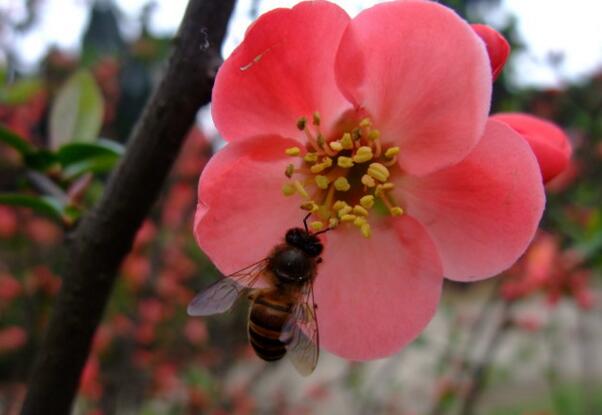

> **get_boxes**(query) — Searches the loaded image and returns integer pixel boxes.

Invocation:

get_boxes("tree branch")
[20,1,236,413]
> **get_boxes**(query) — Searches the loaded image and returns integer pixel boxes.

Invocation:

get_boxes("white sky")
[1,0,602,88]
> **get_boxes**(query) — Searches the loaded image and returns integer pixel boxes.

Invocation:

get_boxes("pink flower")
[194,0,544,360]
[471,24,510,80]
[492,113,572,183]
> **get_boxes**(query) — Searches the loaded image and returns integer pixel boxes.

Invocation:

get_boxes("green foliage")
[49,69,104,150]
[0,193,64,223]
[0,124,34,155]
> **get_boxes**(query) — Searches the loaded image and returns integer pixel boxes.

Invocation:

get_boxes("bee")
[187,215,326,375]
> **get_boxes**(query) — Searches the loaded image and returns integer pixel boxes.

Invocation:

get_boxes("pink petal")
[315,216,443,360]
[471,24,510,80]
[396,119,545,281]
[194,136,306,275]
[211,1,351,142]
[492,113,572,183]
[335,0,491,176]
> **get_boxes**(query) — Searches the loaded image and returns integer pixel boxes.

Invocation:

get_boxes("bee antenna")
[303,212,311,232]
[313,227,331,236]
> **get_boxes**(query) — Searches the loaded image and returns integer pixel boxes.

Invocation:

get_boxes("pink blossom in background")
[0,326,27,353]
[492,113,572,182]
[193,0,545,360]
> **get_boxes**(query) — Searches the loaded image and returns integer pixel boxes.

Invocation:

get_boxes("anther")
[312,112,321,126]
[360,195,375,209]
[317,134,326,148]
[361,174,376,188]
[301,201,319,212]
[285,164,295,178]
[337,205,352,216]
[390,206,404,216]
[315,175,329,189]
[332,200,348,211]
[361,223,371,238]
[351,128,361,141]
[340,214,357,222]
[353,146,373,163]
[385,146,400,158]
[329,141,343,152]
[334,177,351,192]
[328,217,339,228]
[367,163,390,182]
[353,216,367,227]
[340,133,353,149]
[285,147,301,156]
[353,205,369,216]
[304,152,318,163]
[337,156,354,169]
[282,183,295,196]
[296,117,307,131]
[368,129,381,141]
[359,118,372,128]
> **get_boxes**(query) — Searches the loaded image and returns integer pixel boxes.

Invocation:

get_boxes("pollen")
[282,113,406,238]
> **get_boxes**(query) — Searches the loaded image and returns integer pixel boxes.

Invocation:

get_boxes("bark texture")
[20,1,236,413]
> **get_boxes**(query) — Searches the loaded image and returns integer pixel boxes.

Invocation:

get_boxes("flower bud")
[472,24,510,81]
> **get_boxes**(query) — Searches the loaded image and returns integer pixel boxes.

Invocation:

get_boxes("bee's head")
[285,228,323,257]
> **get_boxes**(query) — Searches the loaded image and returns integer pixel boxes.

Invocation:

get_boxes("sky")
[1,0,601,88]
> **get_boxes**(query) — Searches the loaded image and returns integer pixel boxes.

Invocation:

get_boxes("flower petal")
[396,119,545,281]
[335,0,491,175]
[471,24,510,81]
[492,113,572,183]
[212,1,351,142]
[315,216,443,360]
[194,135,306,275]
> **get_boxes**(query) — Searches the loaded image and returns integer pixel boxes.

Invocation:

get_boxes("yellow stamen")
[296,117,307,130]
[329,141,343,152]
[353,216,367,227]
[361,223,371,238]
[334,177,351,192]
[304,152,318,163]
[333,200,348,211]
[390,206,404,216]
[338,205,352,216]
[368,129,381,141]
[282,183,295,196]
[312,112,321,126]
[310,221,324,231]
[353,205,369,216]
[285,164,295,178]
[367,162,390,182]
[293,180,309,198]
[359,118,372,128]
[285,147,301,156]
[314,175,329,189]
[340,214,356,222]
[337,156,354,168]
[361,174,376,188]
[385,146,400,158]
[328,217,339,228]
[340,133,353,150]
[360,195,375,209]
[353,146,373,163]
[301,201,319,212]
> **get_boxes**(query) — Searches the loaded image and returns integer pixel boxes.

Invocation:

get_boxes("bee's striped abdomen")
[248,294,292,362]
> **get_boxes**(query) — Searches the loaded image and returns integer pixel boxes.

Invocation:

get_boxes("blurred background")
[0,0,601,414]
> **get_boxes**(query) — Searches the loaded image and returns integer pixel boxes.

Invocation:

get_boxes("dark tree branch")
[20,1,236,414]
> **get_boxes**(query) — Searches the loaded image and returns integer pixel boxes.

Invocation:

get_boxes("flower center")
[281,111,404,238]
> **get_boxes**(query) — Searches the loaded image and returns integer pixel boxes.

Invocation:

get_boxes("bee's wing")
[281,282,319,376]
[187,259,268,316]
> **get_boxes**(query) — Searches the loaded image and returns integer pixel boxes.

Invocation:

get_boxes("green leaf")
[0,193,64,223]
[23,150,58,171]
[0,124,34,155]
[49,69,104,150]
[62,155,119,180]
[56,139,125,167]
